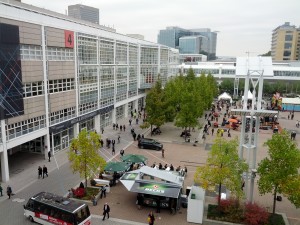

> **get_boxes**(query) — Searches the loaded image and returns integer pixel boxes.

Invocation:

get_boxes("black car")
[138,138,163,150]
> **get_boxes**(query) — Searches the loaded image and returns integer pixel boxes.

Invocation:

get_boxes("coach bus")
[24,192,91,225]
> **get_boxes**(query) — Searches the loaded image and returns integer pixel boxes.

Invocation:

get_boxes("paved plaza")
[0,111,300,225]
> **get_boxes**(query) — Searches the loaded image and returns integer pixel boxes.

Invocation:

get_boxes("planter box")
[70,186,101,206]
[203,208,289,225]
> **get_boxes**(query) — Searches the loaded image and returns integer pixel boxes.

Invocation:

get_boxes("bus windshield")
[74,205,90,224]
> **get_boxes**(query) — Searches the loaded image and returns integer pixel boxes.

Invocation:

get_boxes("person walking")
[129,119,132,125]
[133,132,137,141]
[101,127,104,134]
[38,166,42,179]
[148,211,155,225]
[0,183,3,196]
[100,139,104,148]
[118,135,120,144]
[6,185,12,199]
[137,194,143,210]
[102,203,110,221]
[123,125,126,132]
[43,165,48,178]
[91,194,97,206]
[162,149,165,158]
[211,128,214,136]
[120,125,123,131]
[156,198,161,213]
[100,186,106,199]
[112,145,115,155]
[112,139,115,148]
[120,149,124,157]
[47,150,51,162]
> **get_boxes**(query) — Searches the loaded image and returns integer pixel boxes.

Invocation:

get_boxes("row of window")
[50,107,76,125]
[80,90,98,104]
[6,115,46,140]
[116,43,128,64]
[128,90,137,98]
[274,71,300,77]
[79,101,97,115]
[182,69,300,77]
[20,45,74,61]
[141,47,158,64]
[23,79,75,97]
[78,36,98,64]
[20,41,174,65]
[160,49,169,65]
[100,97,114,108]
[116,92,127,102]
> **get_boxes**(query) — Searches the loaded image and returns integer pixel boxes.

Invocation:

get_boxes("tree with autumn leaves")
[68,129,106,188]
[257,130,300,214]
[194,137,248,206]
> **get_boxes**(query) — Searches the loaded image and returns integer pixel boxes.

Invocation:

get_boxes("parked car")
[138,138,163,150]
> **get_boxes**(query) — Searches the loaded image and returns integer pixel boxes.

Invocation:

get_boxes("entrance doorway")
[61,136,69,149]
[16,136,44,153]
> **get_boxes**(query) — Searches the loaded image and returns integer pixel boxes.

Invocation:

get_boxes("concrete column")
[112,108,117,124]
[41,26,51,159]
[134,100,139,112]
[124,103,129,118]
[44,134,51,159]
[74,123,80,137]
[0,151,9,183]
[1,120,9,182]
[95,115,101,133]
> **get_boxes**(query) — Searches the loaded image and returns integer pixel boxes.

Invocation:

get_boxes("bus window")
[75,206,90,224]
[26,199,34,210]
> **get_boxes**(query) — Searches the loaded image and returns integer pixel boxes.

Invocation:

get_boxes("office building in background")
[68,4,100,24]
[158,26,217,60]
[271,22,300,61]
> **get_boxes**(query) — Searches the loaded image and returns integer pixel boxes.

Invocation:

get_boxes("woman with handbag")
[148,211,155,225]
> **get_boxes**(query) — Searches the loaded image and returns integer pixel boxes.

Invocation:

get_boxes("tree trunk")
[218,182,222,207]
[151,124,153,136]
[85,155,87,189]
[272,186,277,214]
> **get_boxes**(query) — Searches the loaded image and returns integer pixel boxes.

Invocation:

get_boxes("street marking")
[12,198,25,203]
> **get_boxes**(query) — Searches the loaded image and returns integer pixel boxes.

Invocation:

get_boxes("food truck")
[120,166,185,213]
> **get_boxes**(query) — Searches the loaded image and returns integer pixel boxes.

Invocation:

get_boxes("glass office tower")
[158,27,217,60]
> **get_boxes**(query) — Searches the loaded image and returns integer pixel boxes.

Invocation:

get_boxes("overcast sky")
[23,0,300,57]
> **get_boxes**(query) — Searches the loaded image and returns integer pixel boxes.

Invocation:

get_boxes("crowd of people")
[150,163,187,176]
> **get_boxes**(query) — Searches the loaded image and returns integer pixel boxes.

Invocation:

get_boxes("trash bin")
[191,193,196,199]
[181,194,188,208]
[186,186,191,196]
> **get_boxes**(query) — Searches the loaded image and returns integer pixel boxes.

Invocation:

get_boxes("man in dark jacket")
[102,203,110,220]
[42,165,48,178]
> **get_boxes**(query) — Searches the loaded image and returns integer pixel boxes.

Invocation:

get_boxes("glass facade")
[158,27,217,59]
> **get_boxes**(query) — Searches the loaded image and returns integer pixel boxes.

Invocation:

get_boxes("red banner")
[64,30,74,48]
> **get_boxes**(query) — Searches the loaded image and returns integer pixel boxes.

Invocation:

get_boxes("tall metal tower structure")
[231,57,278,202]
